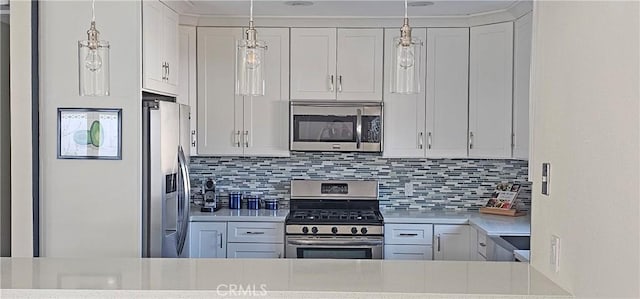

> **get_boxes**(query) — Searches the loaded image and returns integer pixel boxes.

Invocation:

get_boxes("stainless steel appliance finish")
[142,97,192,258]
[290,101,383,152]
[285,180,383,259]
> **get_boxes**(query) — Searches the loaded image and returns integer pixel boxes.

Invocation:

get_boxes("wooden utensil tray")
[479,207,527,217]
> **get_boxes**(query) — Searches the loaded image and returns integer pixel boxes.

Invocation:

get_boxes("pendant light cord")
[250,0,254,23]
[404,0,408,19]
[91,0,96,22]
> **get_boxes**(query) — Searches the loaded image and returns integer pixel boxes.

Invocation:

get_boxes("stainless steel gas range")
[285,180,384,259]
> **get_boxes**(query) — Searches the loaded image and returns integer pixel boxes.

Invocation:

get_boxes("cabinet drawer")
[384,224,433,245]
[227,222,284,243]
[227,243,284,259]
[384,245,433,260]
[477,230,488,258]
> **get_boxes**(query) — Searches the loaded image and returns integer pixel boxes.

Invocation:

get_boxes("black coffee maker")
[201,178,219,212]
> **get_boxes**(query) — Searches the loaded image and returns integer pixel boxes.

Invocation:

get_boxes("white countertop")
[0,258,570,298]
[189,207,289,222]
[382,210,531,236]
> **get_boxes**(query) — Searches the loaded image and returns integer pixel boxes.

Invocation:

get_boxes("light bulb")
[398,45,414,69]
[245,49,261,69]
[84,49,102,72]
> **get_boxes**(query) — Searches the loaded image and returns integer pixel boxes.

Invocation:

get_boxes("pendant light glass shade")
[78,0,110,96]
[390,1,422,94]
[236,0,267,96]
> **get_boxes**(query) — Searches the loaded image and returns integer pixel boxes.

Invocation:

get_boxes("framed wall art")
[57,108,122,160]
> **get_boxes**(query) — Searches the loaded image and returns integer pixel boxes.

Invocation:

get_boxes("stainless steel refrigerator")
[142,97,192,258]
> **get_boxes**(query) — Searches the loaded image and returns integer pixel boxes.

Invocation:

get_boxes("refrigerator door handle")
[176,145,191,256]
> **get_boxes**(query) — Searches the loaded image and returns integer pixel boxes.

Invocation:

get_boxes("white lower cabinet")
[189,222,227,258]
[384,223,433,260]
[433,225,471,261]
[227,243,284,259]
[384,244,432,260]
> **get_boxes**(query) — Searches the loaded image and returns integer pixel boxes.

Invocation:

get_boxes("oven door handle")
[287,239,383,247]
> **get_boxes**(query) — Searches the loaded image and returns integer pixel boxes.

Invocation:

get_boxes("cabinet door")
[384,245,433,260]
[469,22,514,158]
[243,28,290,157]
[336,29,384,101]
[163,5,179,93]
[197,28,244,155]
[189,222,227,258]
[227,221,284,243]
[433,225,471,261]
[383,28,426,158]
[290,28,337,100]
[178,26,197,155]
[426,28,470,158]
[513,13,532,160]
[142,0,164,91]
[227,243,284,259]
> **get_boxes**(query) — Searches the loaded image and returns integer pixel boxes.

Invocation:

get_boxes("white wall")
[530,1,639,297]
[9,0,33,258]
[39,1,142,257]
[0,9,11,257]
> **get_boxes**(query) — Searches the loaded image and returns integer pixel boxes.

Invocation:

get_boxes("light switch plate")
[551,235,560,272]
[542,163,551,195]
[404,182,414,197]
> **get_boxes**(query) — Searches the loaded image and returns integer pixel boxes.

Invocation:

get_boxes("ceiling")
[174,0,519,17]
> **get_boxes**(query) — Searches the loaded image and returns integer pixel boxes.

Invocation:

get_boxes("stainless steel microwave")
[290,102,383,152]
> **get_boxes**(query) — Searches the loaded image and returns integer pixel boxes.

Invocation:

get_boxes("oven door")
[285,236,383,259]
[290,102,382,152]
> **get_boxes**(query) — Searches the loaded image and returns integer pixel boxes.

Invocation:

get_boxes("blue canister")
[263,199,278,210]
[229,192,242,209]
[246,195,260,210]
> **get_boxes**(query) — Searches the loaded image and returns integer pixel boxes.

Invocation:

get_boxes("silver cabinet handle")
[511,133,515,148]
[479,242,487,247]
[244,131,249,147]
[399,233,419,237]
[234,130,241,147]
[167,62,170,80]
[329,75,335,92]
[191,130,196,147]
[427,132,432,149]
[437,234,441,252]
[338,75,343,92]
[418,132,423,149]
[162,62,167,80]
[218,233,223,249]
[356,109,362,149]
[469,132,474,150]
[245,231,265,235]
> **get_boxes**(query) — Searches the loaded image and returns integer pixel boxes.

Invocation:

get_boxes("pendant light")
[78,0,110,96]
[390,0,422,94]
[236,0,267,96]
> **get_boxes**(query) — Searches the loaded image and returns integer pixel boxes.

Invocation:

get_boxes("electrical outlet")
[550,235,560,272]
[404,182,414,197]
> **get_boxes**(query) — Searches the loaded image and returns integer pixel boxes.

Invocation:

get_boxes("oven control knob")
[361,227,368,235]
[302,227,309,234]
[351,227,358,234]
[331,227,338,234]
[311,227,318,234]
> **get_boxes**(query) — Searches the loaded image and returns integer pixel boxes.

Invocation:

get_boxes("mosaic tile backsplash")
[189,152,530,211]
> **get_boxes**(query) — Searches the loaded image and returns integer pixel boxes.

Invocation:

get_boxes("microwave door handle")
[356,109,362,149]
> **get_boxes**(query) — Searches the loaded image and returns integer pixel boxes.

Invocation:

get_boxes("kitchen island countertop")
[0,257,570,298]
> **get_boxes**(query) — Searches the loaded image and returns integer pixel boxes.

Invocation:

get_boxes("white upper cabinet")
[383,28,427,158]
[513,13,533,160]
[197,27,290,157]
[142,0,178,96]
[336,29,384,101]
[426,28,470,158]
[290,28,383,101]
[197,27,244,156]
[469,22,514,158]
[178,25,197,156]
[290,28,337,100]
[242,28,291,157]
